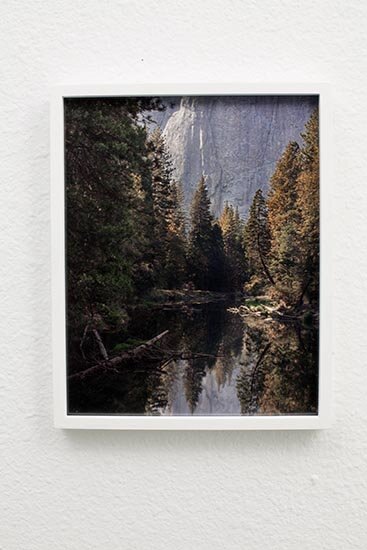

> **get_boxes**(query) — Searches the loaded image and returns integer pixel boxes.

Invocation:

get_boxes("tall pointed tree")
[296,108,319,307]
[267,141,302,302]
[187,176,213,289]
[147,128,174,282]
[219,202,247,291]
[165,181,187,288]
[187,176,221,290]
[243,189,273,294]
[208,222,227,291]
[147,128,186,288]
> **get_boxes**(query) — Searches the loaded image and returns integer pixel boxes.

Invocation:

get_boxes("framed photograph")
[51,83,332,429]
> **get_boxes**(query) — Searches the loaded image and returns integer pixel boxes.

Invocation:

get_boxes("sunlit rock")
[150,95,317,217]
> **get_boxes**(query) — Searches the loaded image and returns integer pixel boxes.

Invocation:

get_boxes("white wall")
[1,1,366,548]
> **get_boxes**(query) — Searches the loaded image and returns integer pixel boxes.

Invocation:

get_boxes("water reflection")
[68,301,318,416]
[236,316,318,415]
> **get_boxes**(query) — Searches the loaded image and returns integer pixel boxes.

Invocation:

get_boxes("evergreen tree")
[296,108,319,307]
[147,128,175,283]
[65,97,160,327]
[267,141,302,303]
[183,359,206,414]
[165,181,187,288]
[264,109,319,309]
[219,202,247,291]
[148,128,186,288]
[243,189,273,294]
[187,177,227,290]
[187,177,215,289]
[208,222,227,291]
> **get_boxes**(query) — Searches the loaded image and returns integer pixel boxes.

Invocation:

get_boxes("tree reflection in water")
[236,317,318,415]
[68,301,318,416]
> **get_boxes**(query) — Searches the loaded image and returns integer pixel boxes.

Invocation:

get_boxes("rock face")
[151,95,318,217]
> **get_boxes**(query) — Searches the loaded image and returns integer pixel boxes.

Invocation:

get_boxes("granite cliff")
[150,95,318,217]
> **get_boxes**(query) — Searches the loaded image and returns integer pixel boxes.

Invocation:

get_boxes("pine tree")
[187,176,213,289]
[148,128,186,288]
[147,128,174,283]
[165,181,187,288]
[296,109,319,307]
[208,222,227,291]
[187,176,219,290]
[219,203,247,290]
[267,141,302,302]
[243,189,273,294]
[267,141,301,243]
[264,109,319,309]
[184,359,206,414]
[65,97,159,326]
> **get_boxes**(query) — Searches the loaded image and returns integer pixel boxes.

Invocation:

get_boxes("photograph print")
[65,93,320,417]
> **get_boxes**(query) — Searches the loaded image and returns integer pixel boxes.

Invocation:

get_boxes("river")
[68,298,318,416]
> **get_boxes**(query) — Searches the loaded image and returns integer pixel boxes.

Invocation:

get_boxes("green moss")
[112,338,145,353]
[243,297,275,308]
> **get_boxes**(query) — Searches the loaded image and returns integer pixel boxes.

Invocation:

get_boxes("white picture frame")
[51,83,332,430]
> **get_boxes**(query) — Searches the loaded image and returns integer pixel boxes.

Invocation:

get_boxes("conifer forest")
[65,96,319,416]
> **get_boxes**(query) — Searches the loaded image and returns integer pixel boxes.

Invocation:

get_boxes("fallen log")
[92,329,109,360]
[68,330,169,381]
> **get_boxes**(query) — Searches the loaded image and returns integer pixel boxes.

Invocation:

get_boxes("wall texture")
[1,1,367,548]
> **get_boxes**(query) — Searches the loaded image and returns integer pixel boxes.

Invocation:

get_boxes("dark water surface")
[68,300,318,416]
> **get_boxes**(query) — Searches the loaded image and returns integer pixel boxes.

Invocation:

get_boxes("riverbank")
[228,296,318,326]
[145,289,237,308]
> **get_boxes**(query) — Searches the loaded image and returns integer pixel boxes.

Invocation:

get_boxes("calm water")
[68,300,318,416]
